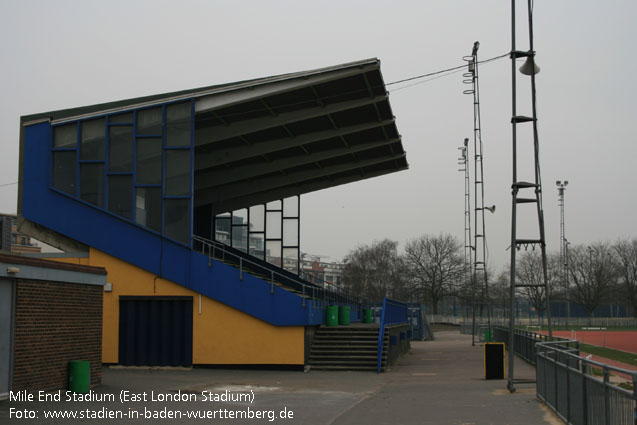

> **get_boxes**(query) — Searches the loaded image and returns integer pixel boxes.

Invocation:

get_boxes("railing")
[493,326,637,425]
[192,235,366,311]
[377,297,408,373]
[536,340,636,425]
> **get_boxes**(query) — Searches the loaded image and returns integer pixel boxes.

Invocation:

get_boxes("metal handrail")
[192,235,367,308]
[376,297,409,373]
[494,326,637,425]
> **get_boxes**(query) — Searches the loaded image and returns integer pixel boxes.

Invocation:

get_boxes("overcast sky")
[1,1,636,273]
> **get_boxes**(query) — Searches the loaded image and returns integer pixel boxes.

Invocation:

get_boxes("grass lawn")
[579,343,637,367]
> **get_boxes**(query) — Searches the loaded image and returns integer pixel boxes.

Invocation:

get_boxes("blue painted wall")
[22,121,323,326]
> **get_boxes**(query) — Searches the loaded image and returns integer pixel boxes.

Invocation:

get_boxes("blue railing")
[377,297,408,373]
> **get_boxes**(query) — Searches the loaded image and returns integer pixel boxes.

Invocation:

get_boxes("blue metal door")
[119,296,193,367]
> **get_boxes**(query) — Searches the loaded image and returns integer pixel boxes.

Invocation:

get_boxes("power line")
[386,53,509,87]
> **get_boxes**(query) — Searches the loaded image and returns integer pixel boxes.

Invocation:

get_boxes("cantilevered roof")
[22,58,408,214]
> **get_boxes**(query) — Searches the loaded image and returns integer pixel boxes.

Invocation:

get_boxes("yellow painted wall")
[50,248,305,365]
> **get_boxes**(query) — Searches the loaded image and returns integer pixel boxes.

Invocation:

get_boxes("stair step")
[310,355,379,361]
[310,365,385,372]
[309,359,381,365]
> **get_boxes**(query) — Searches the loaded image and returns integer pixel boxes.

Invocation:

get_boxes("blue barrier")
[377,297,408,373]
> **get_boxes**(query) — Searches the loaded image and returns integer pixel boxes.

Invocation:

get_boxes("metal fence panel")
[609,390,633,425]
[545,356,557,410]
[556,361,569,420]
[586,378,605,425]
[568,369,584,425]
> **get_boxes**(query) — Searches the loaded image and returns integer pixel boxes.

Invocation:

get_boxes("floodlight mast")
[458,138,474,345]
[507,0,553,393]
[463,41,493,345]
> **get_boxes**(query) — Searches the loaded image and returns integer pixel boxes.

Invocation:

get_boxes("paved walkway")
[0,331,560,425]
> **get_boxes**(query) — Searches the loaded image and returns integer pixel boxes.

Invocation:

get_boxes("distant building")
[0,213,41,254]
[300,257,344,292]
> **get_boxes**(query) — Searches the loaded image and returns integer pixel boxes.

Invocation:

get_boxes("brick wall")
[12,279,103,391]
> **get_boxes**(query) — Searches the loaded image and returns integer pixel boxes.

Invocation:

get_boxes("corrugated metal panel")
[119,297,192,367]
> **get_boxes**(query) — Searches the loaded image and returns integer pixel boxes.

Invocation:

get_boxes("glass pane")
[283,196,299,217]
[232,208,248,224]
[137,107,162,135]
[214,215,231,245]
[283,218,299,247]
[52,151,76,195]
[136,138,162,184]
[53,123,77,148]
[166,102,191,147]
[135,187,161,232]
[164,199,190,244]
[232,225,248,253]
[266,240,281,268]
[266,200,282,210]
[283,247,299,274]
[80,118,105,160]
[249,205,265,232]
[109,126,133,172]
[108,175,132,219]
[266,211,282,239]
[165,150,191,196]
[248,233,265,260]
[80,163,104,207]
[109,112,133,124]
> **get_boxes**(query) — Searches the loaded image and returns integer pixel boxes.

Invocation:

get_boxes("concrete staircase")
[308,325,388,371]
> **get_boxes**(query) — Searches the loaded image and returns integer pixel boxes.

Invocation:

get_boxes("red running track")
[540,330,637,354]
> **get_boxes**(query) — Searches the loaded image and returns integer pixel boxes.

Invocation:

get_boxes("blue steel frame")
[376,297,408,373]
[49,99,195,248]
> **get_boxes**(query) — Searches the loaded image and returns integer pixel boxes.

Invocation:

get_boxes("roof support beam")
[195,137,400,189]
[195,94,388,146]
[206,165,407,214]
[196,153,406,206]
[194,118,395,170]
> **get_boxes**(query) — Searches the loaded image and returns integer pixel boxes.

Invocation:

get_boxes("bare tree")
[403,233,463,314]
[515,251,559,326]
[614,238,637,317]
[567,242,617,318]
[341,239,406,301]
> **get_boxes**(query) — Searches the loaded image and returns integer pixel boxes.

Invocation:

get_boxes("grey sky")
[1,1,636,273]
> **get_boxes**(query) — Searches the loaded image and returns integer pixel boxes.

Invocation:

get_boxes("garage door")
[119,296,193,366]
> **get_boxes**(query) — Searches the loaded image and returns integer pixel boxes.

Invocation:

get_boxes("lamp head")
[519,56,540,75]
[485,205,496,214]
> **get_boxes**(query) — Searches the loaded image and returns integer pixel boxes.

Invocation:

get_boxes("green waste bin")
[363,309,373,323]
[338,306,350,325]
[68,361,90,393]
[326,305,339,326]
[484,330,491,342]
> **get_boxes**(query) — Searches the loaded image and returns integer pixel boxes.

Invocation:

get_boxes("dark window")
[53,123,77,148]
[81,118,105,160]
[135,187,162,232]
[137,107,162,135]
[136,138,162,185]
[52,151,76,195]
[164,199,190,244]
[109,126,133,172]
[165,150,191,196]
[80,163,104,207]
[166,102,191,147]
[108,175,132,219]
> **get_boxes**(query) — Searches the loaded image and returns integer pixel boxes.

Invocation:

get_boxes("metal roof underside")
[23,58,408,215]
[193,59,408,214]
